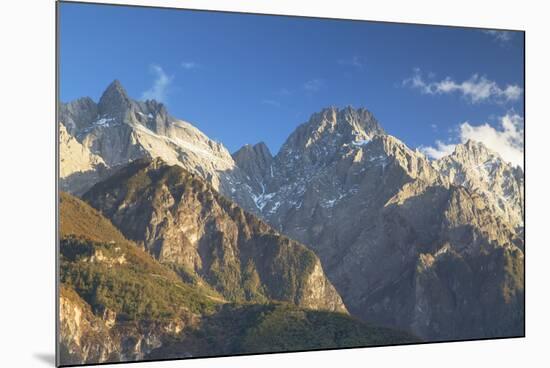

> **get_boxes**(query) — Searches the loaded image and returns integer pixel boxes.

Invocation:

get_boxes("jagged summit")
[97,80,169,131]
[98,79,133,120]
[232,142,274,194]
[63,80,174,134]
[453,139,494,158]
[59,80,261,212]
[433,138,524,228]
[232,142,273,165]
[308,106,385,136]
[312,105,384,134]
[439,139,513,174]
[442,139,523,172]
[59,96,99,135]
[100,79,130,101]
[277,106,385,161]
[233,141,271,157]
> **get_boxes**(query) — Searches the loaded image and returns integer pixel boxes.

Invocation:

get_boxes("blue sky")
[59,2,524,165]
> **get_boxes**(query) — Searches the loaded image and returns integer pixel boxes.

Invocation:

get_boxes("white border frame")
[2,1,548,367]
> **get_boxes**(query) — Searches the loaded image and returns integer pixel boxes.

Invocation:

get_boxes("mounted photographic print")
[56,1,525,366]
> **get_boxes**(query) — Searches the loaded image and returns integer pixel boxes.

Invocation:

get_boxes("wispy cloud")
[482,30,513,43]
[181,61,200,70]
[403,68,523,103]
[303,78,324,93]
[277,88,292,96]
[419,113,524,167]
[141,64,173,103]
[337,56,364,69]
[261,99,281,107]
[459,113,524,167]
[420,140,456,160]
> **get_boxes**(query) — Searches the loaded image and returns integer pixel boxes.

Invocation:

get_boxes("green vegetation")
[60,192,221,321]
[241,304,418,352]
[208,258,246,302]
[242,260,268,303]
[165,262,225,300]
[60,192,129,244]
[148,303,419,359]
[61,245,218,320]
[502,246,524,303]
[124,168,153,203]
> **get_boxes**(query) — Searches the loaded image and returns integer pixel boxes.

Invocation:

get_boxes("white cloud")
[420,113,524,168]
[277,88,291,96]
[181,61,200,70]
[303,78,324,93]
[261,99,281,107]
[460,113,524,167]
[141,64,173,103]
[338,56,364,69]
[482,30,513,42]
[404,69,523,103]
[419,140,456,160]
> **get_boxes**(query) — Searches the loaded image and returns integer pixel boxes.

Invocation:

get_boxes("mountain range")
[58,81,524,364]
[232,107,524,340]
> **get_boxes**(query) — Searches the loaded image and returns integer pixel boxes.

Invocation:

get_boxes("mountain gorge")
[59,81,524,364]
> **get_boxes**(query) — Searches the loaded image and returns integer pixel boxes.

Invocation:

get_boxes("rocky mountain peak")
[59,97,99,135]
[231,142,274,194]
[276,106,385,165]
[438,140,513,179]
[233,142,272,167]
[98,80,133,120]
[60,80,264,214]
[433,139,524,228]
[141,99,168,116]
[101,79,127,99]
[68,96,97,111]
[340,105,384,133]
[252,141,272,158]
[306,106,385,140]
[452,139,494,161]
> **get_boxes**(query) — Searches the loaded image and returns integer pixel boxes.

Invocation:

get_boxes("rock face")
[58,192,206,365]
[232,106,524,340]
[60,285,184,365]
[59,97,98,135]
[59,286,117,364]
[82,158,346,313]
[59,124,111,194]
[59,285,196,365]
[232,142,273,194]
[59,80,257,210]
